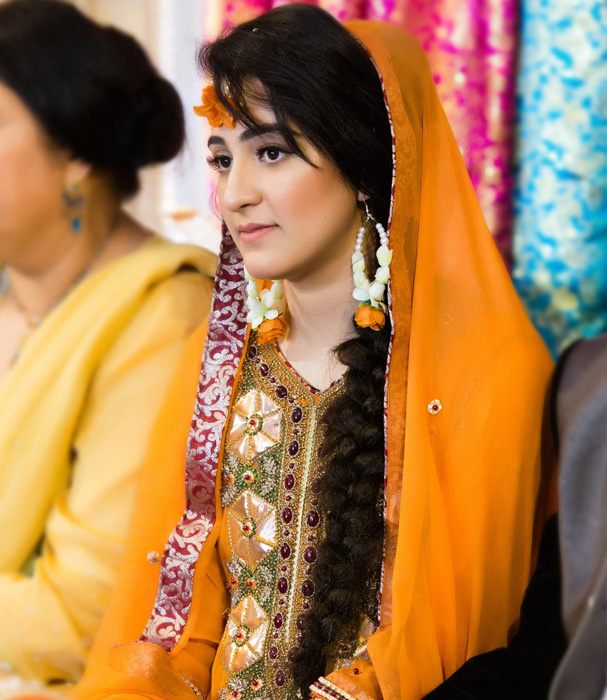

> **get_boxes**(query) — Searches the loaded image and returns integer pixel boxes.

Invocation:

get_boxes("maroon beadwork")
[259,363,269,377]
[307,510,320,528]
[291,406,303,423]
[282,507,293,524]
[304,546,317,563]
[288,440,300,456]
[284,474,295,490]
[269,646,278,659]
[296,614,306,630]
[275,671,285,687]
[278,577,288,594]
[280,543,291,559]
[274,613,283,629]
[276,385,288,399]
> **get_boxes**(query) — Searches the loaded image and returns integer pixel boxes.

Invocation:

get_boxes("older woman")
[0,0,216,686]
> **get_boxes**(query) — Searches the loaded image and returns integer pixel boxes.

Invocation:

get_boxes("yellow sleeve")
[0,271,212,683]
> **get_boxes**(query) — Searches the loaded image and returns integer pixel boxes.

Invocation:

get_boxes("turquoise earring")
[62,182,85,233]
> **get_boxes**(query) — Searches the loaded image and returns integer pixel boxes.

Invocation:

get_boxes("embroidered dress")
[213,338,371,699]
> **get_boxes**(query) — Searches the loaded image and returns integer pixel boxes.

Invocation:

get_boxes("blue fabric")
[513,0,607,356]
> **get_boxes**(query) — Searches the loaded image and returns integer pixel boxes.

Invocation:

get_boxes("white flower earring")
[352,201,393,330]
[244,269,286,344]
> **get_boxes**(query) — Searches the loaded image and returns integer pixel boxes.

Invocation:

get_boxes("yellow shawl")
[0,238,216,575]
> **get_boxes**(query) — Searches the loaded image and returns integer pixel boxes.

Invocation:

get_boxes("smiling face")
[207,102,363,284]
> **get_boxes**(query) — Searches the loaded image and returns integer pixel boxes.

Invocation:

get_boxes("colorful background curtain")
[512,0,607,354]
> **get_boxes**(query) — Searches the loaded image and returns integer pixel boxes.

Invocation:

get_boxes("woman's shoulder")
[100,212,218,281]
[86,232,215,380]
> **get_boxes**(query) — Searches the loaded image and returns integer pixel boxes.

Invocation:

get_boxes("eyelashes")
[206,154,231,171]
[207,144,293,172]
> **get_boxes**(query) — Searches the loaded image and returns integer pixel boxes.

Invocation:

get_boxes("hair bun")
[101,27,185,168]
[127,74,185,166]
[0,1,185,198]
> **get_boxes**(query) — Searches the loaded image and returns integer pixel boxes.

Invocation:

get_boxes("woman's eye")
[259,146,288,163]
[207,154,232,171]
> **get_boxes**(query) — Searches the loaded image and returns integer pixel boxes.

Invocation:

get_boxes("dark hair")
[201,5,392,694]
[0,0,185,198]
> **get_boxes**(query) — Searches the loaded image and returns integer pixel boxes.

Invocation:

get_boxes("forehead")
[209,100,278,141]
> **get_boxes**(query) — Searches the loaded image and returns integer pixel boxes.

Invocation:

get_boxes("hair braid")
[293,319,390,694]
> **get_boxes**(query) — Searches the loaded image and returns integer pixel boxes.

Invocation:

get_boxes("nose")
[221,157,261,213]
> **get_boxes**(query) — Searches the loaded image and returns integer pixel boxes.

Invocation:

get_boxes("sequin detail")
[427,399,443,415]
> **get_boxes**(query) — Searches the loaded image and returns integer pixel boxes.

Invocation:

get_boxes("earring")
[352,201,392,331]
[62,182,85,233]
[244,269,286,344]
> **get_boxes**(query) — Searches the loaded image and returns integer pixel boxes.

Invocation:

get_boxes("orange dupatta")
[69,19,555,700]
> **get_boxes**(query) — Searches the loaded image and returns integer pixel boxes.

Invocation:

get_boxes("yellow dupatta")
[0,238,217,575]
[69,19,555,700]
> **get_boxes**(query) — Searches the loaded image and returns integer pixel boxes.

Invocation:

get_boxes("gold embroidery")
[222,596,269,674]
[219,338,356,700]
[228,389,283,462]
[228,492,277,570]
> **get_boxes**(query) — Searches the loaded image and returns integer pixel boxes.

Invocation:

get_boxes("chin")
[239,249,287,282]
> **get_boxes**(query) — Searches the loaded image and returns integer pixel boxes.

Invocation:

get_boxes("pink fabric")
[207,0,517,266]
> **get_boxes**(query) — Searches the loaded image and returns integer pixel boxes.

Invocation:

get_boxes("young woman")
[70,5,555,699]
[0,0,216,685]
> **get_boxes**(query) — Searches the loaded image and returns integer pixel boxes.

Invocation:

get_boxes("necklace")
[0,232,113,363]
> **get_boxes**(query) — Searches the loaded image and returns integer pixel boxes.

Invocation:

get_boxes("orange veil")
[69,19,555,700]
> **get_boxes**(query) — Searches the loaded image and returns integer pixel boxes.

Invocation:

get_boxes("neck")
[6,187,120,321]
[285,269,357,350]
[279,251,358,389]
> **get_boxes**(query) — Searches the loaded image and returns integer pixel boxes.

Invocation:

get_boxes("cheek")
[272,166,356,251]
[0,130,65,232]
[271,166,327,225]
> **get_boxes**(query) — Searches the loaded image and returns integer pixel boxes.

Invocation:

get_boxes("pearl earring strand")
[352,202,392,330]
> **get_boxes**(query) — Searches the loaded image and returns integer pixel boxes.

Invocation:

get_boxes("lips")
[237,223,277,242]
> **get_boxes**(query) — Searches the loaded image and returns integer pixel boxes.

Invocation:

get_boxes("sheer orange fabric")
[69,19,554,700]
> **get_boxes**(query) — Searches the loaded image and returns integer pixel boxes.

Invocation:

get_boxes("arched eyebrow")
[207,124,294,149]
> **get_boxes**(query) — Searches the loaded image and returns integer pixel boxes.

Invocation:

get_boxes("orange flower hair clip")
[193,85,236,128]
